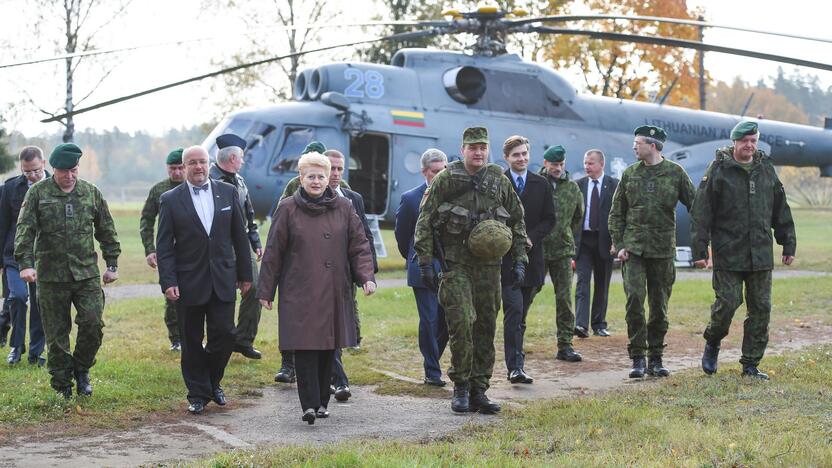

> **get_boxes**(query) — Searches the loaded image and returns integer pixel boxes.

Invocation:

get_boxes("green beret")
[462,126,489,145]
[543,145,566,162]
[302,141,326,154]
[166,148,183,165]
[731,121,759,140]
[49,143,82,169]
[634,125,667,143]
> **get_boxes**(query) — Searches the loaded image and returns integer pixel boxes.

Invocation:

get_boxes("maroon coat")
[257,189,375,350]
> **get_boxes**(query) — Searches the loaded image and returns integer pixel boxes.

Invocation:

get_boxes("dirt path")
[1,319,829,467]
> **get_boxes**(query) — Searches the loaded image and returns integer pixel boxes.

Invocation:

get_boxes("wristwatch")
[107,266,118,273]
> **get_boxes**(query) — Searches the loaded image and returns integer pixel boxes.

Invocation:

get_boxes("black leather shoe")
[556,346,583,362]
[234,344,262,360]
[702,342,720,375]
[274,367,296,383]
[7,347,22,365]
[75,370,93,396]
[647,356,670,377]
[469,387,501,414]
[574,326,589,338]
[188,401,205,414]
[169,342,181,352]
[424,376,447,387]
[593,328,611,337]
[27,355,46,367]
[451,382,470,413]
[508,368,534,384]
[57,386,72,400]
[329,385,336,395]
[316,408,329,418]
[742,365,770,380]
[213,387,227,406]
[334,385,351,402]
[302,408,316,424]
[629,357,647,378]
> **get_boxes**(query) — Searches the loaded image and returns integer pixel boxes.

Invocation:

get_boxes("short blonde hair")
[298,151,331,176]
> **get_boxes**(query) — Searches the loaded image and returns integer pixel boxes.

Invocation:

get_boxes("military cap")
[302,141,326,154]
[462,126,489,145]
[731,121,759,140]
[166,148,183,165]
[634,125,667,143]
[49,143,82,169]
[216,133,247,150]
[543,145,566,162]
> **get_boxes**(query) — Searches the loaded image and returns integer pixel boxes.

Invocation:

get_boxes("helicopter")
[31,7,832,255]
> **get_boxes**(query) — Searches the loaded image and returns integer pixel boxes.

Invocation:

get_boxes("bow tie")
[192,183,209,194]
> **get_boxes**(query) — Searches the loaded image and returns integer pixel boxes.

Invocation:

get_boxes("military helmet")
[468,219,512,260]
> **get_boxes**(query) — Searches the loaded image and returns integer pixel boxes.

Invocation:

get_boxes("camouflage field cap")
[731,121,759,140]
[634,125,668,142]
[543,145,566,162]
[166,148,184,165]
[468,219,512,260]
[49,143,82,169]
[302,141,327,154]
[462,126,489,145]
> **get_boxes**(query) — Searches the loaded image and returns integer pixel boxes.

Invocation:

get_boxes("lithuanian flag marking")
[391,110,425,127]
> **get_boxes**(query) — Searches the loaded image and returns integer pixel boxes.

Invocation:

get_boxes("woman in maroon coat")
[258,152,376,424]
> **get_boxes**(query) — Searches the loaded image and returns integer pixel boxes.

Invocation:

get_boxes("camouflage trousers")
[38,278,104,391]
[235,253,261,348]
[164,298,179,344]
[703,270,772,367]
[438,261,500,390]
[622,255,675,359]
[543,256,575,349]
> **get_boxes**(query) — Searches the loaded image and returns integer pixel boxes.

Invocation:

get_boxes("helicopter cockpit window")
[243,122,278,170]
[204,117,255,159]
[271,127,314,173]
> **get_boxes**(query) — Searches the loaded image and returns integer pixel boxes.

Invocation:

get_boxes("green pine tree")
[0,127,17,174]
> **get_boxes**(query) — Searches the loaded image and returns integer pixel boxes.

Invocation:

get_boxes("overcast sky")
[1,0,830,136]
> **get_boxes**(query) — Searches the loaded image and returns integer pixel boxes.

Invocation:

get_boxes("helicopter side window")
[243,122,278,170]
[271,127,315,173]
[204,117,255,158]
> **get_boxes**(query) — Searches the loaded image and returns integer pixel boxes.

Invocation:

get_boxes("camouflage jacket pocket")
[447,205,470,235]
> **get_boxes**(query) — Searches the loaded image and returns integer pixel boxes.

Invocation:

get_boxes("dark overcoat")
[257,188,375,350]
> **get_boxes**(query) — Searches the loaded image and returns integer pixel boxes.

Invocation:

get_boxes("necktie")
[589,179,600,230]
[516,176,525,195]
[192,183,209,195]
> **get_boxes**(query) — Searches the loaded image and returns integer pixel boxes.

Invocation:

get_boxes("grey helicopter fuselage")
[203,48,832,247]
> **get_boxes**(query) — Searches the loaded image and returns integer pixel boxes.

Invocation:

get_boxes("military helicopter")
[32,7,832,255]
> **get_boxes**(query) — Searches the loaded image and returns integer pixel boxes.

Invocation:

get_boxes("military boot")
[57,386,72,400]
[75,370,93,396]
[742,365,770,380]
[647,356,670,377]
[451,382,470,413]
[274,367,296,383]
[469,386,501,414]
[629,357,647,378]
[701,342,720,375]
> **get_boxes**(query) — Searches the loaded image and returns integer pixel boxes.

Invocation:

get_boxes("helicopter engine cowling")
[294,69,313,101]
[443,66,487,104]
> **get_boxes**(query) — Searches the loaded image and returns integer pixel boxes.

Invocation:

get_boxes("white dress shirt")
[187,180,214,234]
[583,173,605,231]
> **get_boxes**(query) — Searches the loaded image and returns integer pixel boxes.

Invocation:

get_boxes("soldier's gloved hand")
[511,261,527,290]
[419,263,439,292]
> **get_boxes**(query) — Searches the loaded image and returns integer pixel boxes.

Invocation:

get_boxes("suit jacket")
[575,174,619,260]
[500,170,556,287]
[394,182,441,288]
[156,180,253,306]
[0,172,50,267]
[342,187,378,274]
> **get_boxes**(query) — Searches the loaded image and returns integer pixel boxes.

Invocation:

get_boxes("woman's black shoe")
[302,408,316,425]
[316,408,329,418]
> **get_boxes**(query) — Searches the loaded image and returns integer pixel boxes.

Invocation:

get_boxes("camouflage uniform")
[414,159,528,390]
[14,178,120,391]
[691,147,796,367]
[538,168,584,349]
[139,177,181,345]
[609,158,695,359]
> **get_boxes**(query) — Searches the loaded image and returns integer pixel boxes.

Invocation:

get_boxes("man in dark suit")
[156,145,252,415]
[0,146,48,365]
[575,149,619,338]
[395,148,449,387]
[500,136,556,384]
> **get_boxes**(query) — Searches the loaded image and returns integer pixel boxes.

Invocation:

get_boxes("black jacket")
[0,172,50,267]
[501,170,556,287]
[156,180,253,306]
[575,175,618,260]
[342,187,379,274]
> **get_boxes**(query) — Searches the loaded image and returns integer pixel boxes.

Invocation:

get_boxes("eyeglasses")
[23,168,44,176]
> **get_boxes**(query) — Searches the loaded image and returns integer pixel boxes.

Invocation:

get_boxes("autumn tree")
[542,0,706,109]
[708,77,809,124]
[0,126,16,175]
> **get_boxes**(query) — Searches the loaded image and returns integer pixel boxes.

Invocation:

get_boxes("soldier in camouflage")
[14,143,121,399]
[609,125,696,379]
[538,145,584,362]
[139,148,184,351]
[210,134,264,360]
[414,126,528,414]
[692,121,796,380]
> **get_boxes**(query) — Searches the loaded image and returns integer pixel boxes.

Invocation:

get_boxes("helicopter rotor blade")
[529,26,832,73]
[40,28,445,123]
[513,14,832,44]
